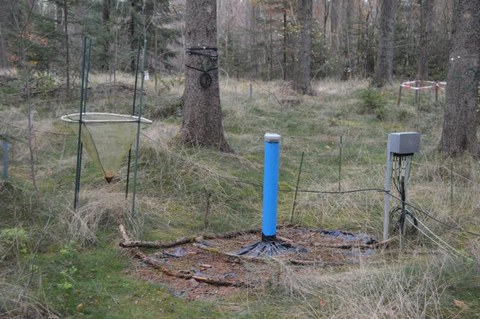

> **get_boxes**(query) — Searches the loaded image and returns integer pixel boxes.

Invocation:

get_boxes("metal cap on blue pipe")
[264,133,281,143]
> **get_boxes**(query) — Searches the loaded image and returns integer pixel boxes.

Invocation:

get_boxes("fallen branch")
[119,227,260,249]
[312,238,394,250]
[120,236,195,249]
[288,259,346,266]
[192,242,266,264]
[119,225,249,287]
[191,275,246,287]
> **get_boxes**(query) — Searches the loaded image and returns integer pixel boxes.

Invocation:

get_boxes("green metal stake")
[126,42,143,199]
[290,152,304,224]
[338,136,343,192]
[450,160,454,210]
[74,37,92,210]
[131,39,148,218]
[2,140,9,180]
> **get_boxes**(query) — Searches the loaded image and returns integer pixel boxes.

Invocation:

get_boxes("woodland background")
[0,0,452,85]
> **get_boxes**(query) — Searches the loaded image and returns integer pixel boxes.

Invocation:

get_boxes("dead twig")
[311,238,394,250]
[119,225,249,287]
[119,227,260,249]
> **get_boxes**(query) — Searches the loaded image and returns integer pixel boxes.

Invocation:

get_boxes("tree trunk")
[293,0,313,95]
[439,0,480,156]
[102,0,111,71]
[371,0,397,87]
[330,0,339,53]
[283,6,287,81]
[323,0,329,44]
[63,0,70,98]
[179,0,232,152]
[0,22,7,69]
[129,0,137,72]
[416,0,434,81]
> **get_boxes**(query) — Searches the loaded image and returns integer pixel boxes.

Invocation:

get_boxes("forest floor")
[0,74,479,318]
[121,225,380,301]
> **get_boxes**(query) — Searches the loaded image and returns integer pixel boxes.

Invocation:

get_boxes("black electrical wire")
[185,47,218,89]
[388,193,480,238]
[185,47,218,59]
[185,47,218,58]
[139,133,480,238]
[282,188,386,194]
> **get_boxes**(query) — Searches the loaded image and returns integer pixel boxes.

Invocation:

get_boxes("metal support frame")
[72,37,147,217]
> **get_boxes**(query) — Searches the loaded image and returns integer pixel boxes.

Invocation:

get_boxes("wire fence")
[2,117,480,243]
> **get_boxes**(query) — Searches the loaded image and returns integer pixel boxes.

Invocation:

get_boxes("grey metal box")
[388,132,420,154]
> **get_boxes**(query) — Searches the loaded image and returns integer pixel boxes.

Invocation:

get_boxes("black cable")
[282,188,386,194]
[388,192,480,237]
[185,46,218,89]
[185,47,218,59]
[140,134,480,238]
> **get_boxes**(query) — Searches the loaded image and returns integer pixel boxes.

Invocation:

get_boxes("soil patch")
[121,226,381,300]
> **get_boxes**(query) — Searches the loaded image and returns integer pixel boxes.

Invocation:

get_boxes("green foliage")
[37,245,222,318]
[1,78,478,317]
[0,227,28,246]
[358,88,387,120]
[396,109,413,121]
[34,73,57,96]
[0,227,29,258]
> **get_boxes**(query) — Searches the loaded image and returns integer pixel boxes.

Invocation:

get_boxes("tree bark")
[330,0,339,53]
[439,0,480,156]
[416,0,434,81]
[102,0,111,71]
[179,0,232,152]
[371,0,397,87]
[293,0,313,95]
[0,22,7,69]
[129,0,137,72]
[63,0,70,98]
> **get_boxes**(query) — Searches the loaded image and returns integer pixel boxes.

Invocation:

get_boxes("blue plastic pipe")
[262,133,281,240]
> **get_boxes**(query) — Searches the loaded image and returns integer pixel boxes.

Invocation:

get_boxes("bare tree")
[371,0,398,87]
[179,0,231,152]
[102,0,111,71]
[0,20,7,69]
[439,0,480,156]
[330,0,339,53]
[416,0,434,81]
[293,0,313,95]
[62,0,70,98]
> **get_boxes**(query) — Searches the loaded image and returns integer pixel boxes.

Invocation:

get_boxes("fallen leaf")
[319,298,326,308]
[454,299,469,310]
[76,303,84,312]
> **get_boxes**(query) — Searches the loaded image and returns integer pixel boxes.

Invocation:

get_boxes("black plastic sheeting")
[235,239,307,258]
[318,230,377,245]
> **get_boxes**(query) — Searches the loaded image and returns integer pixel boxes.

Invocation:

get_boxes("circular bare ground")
[123,226,380,300]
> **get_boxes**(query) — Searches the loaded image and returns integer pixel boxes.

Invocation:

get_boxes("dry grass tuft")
[59,190,131,245]
[0,280,59,319]
[277,252,460,319]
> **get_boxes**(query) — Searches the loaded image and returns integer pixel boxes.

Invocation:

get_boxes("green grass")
[35,243,222,318]
[1,77,479,318]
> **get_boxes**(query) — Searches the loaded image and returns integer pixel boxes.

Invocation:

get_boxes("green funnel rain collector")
[63,37,151,213]
[61,112,152,183]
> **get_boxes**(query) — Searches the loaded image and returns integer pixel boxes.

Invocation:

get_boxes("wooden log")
[119,225,249,287]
